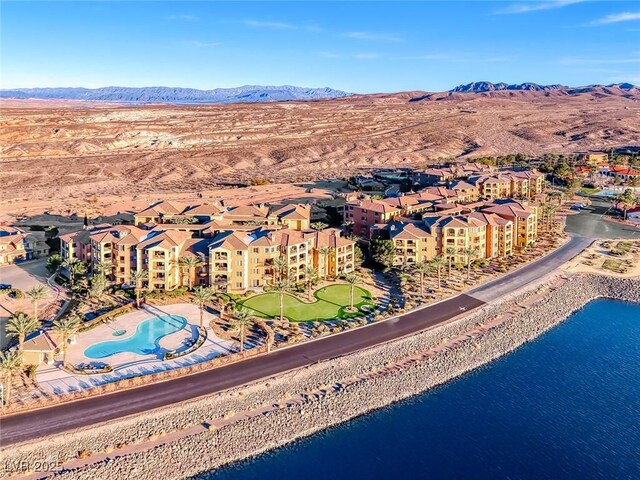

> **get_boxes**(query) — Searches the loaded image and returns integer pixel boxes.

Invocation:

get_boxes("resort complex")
[60,201,356,293]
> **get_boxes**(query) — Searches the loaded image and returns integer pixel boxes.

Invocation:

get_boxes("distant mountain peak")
[450,81,568,93]
[0,85,352,104]
[449,81,638,94]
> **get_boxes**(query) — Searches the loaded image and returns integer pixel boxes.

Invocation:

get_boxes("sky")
[2,1,639,92]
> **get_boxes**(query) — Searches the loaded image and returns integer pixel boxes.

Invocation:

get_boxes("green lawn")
[580,186,600,195]
[240,284,373,322]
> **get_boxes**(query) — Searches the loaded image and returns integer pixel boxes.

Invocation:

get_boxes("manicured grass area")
[580,186,600,195]
[240,284,373,322]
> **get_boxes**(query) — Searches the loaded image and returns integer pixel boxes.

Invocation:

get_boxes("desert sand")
[1,89,638,217]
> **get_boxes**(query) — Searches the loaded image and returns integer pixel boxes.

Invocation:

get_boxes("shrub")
[77,449,92,459]
[25,364,38,379]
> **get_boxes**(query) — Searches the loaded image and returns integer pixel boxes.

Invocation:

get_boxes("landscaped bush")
[164,326,207,360]
[65,363,113,375]
[8,288,24,300]
[25,364,38,379]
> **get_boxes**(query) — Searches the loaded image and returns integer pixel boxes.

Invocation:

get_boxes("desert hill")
[1,83,638,212]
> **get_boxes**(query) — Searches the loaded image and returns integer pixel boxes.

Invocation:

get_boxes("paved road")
[0,294,485,447]
[565,196,640,239]
[0,230,596,447]
[469,235,593,302]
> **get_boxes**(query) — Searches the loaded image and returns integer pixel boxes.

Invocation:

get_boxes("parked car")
[0,284,12,290]
[571,203,586,210]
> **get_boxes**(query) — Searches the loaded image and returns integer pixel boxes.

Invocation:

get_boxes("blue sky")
[2,1,639,92]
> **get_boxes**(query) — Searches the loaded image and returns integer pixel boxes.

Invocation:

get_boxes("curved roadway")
[0,234,592,447]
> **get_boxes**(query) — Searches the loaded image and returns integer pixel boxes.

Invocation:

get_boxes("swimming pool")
[84,314,187,358]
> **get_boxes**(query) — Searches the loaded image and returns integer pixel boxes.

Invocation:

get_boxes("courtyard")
[240,284,374,322]
[36,303,236,395]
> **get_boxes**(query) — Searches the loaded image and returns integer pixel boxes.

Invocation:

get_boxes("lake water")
[205,299,640,480]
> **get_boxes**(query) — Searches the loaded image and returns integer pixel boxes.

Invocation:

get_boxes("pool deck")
[36,304,237,395]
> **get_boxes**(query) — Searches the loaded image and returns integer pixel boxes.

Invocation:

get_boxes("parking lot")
[0,259,58,349]
[565,197,640,240]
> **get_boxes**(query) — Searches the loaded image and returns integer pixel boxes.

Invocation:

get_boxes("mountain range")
[449,81,638,94]
[0,85,351,104]
[1,82,638,104]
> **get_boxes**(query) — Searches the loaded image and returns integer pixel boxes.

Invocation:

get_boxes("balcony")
[213,262,229,270]
[214,253,228,260]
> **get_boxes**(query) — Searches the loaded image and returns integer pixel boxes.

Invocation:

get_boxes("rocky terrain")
[3,274,639,479]
[1,86,639,213]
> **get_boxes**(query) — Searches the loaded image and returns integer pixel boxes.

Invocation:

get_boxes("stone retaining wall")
[3,274,639,480]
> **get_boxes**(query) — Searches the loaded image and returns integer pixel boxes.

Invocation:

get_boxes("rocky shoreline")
[4,274,640,480]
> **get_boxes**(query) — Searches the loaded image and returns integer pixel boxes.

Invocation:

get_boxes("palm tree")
[413,262,430,297]
[268,280,291,321]
[463,248,479,281]
[93,261,112,277]
[445,247,457,279]
[26,285,49,322]
[6,312,38,350]
[179,256,202,290]
[62,259,87,288]
[431,255,446,291]
[191,286,215,327]
[343,273,361,311]
[615,188,639,221]
[130,269,148,308]
[0,350,23,407]
[231,307,253,352]
[318,246,332,279]
[304,266,318,301]
[52,313,82,367]
[311,222,328,231]
[273,257,288,282]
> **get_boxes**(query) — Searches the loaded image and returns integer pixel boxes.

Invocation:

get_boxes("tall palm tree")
[463,248,480,282]
[26,285,49,322]
[268,280,291,321]
[431,255,446,291]
[413,262,430,297]
[191,286,215,327]
[62,259,87,288]
[318,246,332,279]
[0,350,23,407]
[179,255,201,290]
[304,266,318,301]
[445,247,457,279]
[130,269,148,308]
[231,307,253,352]
[343,273,361,311]
[273,257,288,282]
[52,313,82,367]
[6,312,38,350]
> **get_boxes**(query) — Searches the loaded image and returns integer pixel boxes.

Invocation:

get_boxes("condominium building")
[60,201,352,293]
[343,199,401,238]
[209,227,354,293]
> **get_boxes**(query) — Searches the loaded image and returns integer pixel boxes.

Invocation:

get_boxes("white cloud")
[240,19,321,32]
[588,12,640,25]
[496,0,583,15]
[397,53,511,63]
[343,31,404,42]
[189,41,221,48]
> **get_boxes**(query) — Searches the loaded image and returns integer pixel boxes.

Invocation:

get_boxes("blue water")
[84,314,187,358]
[207,299,640,480]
